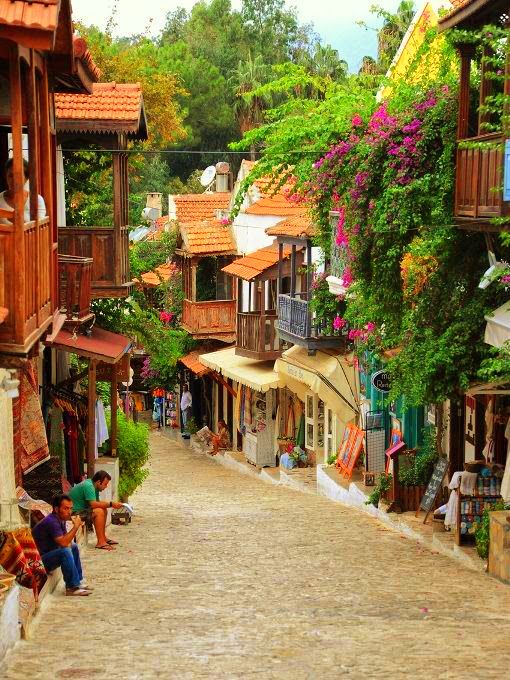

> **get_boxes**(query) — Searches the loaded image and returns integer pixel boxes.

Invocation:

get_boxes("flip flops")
[66,588,91,596]
[95,544,115,551]
[106,539,119,545]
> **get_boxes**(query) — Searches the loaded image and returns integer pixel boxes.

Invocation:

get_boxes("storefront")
[200,347,280,467]
[275,346,359,465]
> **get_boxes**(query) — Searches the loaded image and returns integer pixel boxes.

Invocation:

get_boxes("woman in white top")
[0,157,46,224]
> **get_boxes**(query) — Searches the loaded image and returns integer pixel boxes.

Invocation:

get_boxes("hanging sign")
[371,370,391,393]
[504,140,510,202]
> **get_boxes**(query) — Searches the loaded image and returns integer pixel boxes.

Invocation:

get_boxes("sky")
[71,0,406,72]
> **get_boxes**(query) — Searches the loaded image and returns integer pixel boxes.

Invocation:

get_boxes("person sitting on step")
[32,494,91,596]
[68,470,124,551]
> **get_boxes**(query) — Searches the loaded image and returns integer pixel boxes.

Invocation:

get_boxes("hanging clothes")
[95,399,109,457]
[19,360,50,474]
[482,398,495,462]
[48,406,67,480]
[501,418,510,501]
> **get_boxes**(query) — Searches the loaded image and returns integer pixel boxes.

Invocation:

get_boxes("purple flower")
[500,275,510,283]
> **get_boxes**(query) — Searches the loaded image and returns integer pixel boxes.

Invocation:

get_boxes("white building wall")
[0,368,17,521]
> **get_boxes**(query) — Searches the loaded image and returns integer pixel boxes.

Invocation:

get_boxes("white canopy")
[200,347,280,393]
[485,301,510,348]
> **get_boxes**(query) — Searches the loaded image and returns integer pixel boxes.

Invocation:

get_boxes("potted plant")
[290,446,308,468]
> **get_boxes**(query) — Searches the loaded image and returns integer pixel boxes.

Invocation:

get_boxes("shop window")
[305,392,325,453]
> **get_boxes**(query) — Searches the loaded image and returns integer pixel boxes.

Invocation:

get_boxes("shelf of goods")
[456,475,502,546]
[243,390,276,468]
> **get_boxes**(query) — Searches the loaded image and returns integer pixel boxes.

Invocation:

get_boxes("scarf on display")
[0,527,47,595]
[20,360,50,474]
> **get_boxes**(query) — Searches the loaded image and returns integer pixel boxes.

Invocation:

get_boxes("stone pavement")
[3,433,510,680]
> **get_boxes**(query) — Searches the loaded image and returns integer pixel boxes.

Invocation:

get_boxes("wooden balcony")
[455,133,507,230]
[236,311,280,360]
[181,299,236,341]
[58,255,94,328]
[58,225,133,298]
[0,213,54,355]
[278,294,348,352]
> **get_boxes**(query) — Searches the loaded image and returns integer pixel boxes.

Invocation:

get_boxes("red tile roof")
[0,0,59,33]
[241,162,304,217]
[265,214,316,239]
[138,262,178,287]
[55,82,147,139]
[179,350,210,377]
[180,221,236,255]
[173,193,231,222]
[49,326,131,364]
[222,243,294,281]
[73,36,101,83]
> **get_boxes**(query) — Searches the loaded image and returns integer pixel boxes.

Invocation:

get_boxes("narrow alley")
[3,434,510,680]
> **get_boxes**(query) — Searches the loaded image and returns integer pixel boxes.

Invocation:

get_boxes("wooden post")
[478,44,493,135]
[277,241,283,302]
[191,258,197,302]
[87,358,97,476]
[457,45,474,140]
[290,244,297,298]
[110,362,118,457]
[306,240,312,301]
[10,46,26,346]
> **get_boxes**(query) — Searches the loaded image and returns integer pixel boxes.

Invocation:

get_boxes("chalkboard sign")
[371,370,391,393]
[418,457,449,521]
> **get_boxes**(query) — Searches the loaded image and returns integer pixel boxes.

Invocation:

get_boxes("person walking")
[180,384,193,437]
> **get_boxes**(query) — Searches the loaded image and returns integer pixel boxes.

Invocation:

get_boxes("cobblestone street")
[3,433,510,679]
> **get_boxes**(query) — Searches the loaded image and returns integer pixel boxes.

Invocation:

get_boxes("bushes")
[114,411,150,500]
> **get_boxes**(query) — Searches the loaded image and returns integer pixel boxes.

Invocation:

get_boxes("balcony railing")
[455,133,504,222]
[236,311,280,360]
[278,294,348,351]
[58,225,132,298]
[181,299,236,339]
[0,213,54,355]
[58,255,94,327]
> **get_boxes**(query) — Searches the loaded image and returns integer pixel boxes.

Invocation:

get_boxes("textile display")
[0,527,47,594]
[95,399,109,457]
[49,406,67,479]
[19,361,50,474]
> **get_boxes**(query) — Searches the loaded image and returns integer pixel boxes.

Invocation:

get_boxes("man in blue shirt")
[32,494,91,597]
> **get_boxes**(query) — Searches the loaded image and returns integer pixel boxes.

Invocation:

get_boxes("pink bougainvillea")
[159,311,174,324]
[333,315,346,330]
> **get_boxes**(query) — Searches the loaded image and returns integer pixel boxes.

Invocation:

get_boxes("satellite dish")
[200,165,216,188]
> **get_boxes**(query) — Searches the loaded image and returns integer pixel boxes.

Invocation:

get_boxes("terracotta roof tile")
[181,221,236,255]
[265,214,316,239]
[173,193,231,223]
[0,0,59,33]
[179,350,210,377]
[222,243,294,281]
[73,36,101,82]
[244,167,304,217]
[138,262,178,287]
[55,82,147,137]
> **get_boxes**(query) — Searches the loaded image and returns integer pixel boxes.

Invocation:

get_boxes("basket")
[0,572,16,589]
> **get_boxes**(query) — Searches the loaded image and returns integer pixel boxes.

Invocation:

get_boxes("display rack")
[456,475,502,546]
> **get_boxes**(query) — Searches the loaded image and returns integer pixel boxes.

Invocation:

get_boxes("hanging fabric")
[95,399,109,457]
[19,360,50,474]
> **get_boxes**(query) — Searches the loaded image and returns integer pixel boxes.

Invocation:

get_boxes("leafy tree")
[358,1,416,73]
[130,229,178,279]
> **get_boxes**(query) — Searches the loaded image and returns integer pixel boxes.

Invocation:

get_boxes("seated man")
[69,470,124,551]
[32,494,91,597]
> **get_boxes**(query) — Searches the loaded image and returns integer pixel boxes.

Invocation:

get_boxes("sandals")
[95,544,115,551]
[66,588,91,596]
[106,539,119,545]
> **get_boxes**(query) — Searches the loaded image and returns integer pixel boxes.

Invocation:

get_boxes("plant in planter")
[474,500,509,560]
[186,416,199,436]
[366,473,392,508]
[290,446,308,468]
[114,411,150,502]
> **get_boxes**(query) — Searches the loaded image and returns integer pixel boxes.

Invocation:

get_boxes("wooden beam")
[10,46,26,347]
[210,370,237,399]
[478,45,493,135]
[290,244,297,298]
[457,44,474,140]
[110,362,118,457]
[87,358,97,476]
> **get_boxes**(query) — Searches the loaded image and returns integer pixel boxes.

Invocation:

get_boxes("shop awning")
[275,346,359,425]
[485,301,510,348]
[200,347,280,392]
[47,326,132,364]
[179,350,210,377]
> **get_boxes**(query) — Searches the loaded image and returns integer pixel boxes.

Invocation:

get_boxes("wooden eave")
[438,0,509,31]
